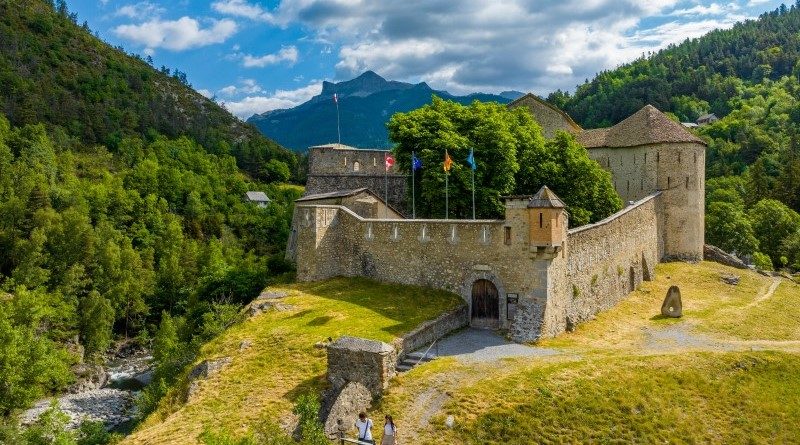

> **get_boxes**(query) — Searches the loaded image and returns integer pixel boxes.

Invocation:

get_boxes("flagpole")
[412,151,416,219]
[445,171,449,220]
[472,167,475,220]
[335,95,341,145]
[384,153,388,219]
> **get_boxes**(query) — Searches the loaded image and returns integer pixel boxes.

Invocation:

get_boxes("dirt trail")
[746,277,781,308]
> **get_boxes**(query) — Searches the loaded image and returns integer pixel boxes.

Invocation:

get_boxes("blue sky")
[66,0,786,118]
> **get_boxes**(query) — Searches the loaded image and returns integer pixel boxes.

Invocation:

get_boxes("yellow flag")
[443,150,452,172]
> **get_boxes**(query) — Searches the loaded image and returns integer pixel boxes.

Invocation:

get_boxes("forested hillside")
[550,2,800,271]
[0,0,297,182]
[0,1,304,438]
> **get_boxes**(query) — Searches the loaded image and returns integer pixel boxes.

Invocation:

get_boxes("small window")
[694,153,697,164]
[667,176,671,188]
[539,212,543,228]
[641,178,644,190]
[644,153,647,163]
[504,227,512,245]
[627,180,630,192]
[633,154,636,164]
[678,153,681,164]
[685,176,690,189]
[373,157,377,167]
[344,156,347,166]
[353,161,360,172]
[657,152,660,163]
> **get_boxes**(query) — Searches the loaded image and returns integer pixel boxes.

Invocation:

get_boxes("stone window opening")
[353,161,360,172]
[480,225,491,244]
[644,153,647,163]
[344,156,347,167]
[448,224,459,244]
[667,176,671,188]
[641,178,644,190]
[627,180,630,193]
[539,212,543,228]
[678,153,681,164]
[633,154,636,164]
[694,153,697,164]
[685,176,690,189]
[504,226,512,245]
[373,157,377,167]
[657,152,660,163]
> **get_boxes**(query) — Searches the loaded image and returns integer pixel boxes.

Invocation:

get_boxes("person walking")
[355,412,375,444]
[381,414,397,445]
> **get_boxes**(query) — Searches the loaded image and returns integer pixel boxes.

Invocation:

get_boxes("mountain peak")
[319,71,414,99]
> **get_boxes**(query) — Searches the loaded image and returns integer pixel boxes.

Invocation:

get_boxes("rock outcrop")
[704,244,749,269]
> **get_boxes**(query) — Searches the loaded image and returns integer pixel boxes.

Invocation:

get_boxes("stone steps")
[396,351,437,372]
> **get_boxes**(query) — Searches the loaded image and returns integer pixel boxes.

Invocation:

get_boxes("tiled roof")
[577,105,706,148]
[527,186,566,209]
[245,191,270,202]
[295,188,371,201]
[576,128,609,148]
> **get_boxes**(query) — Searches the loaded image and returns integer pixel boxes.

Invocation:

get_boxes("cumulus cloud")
[197,88,214,98]
[211,0,275,23]
[258,0,754,95]
[242,46,299,67]
[115,2,165,20]
[221,82,323,118]
[113,17,238,52]
[217,78,265,96]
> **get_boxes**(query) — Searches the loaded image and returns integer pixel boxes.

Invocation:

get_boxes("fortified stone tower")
[527,185,567,255]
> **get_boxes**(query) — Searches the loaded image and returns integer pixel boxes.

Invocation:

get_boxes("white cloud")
[197,88,214,98]
[217,78,265,96]
[115,2,165,20]
[211,0,275,23]
[113,17,238,52]
[222,82,323,118]
[258,0,758,95]
[242,46,299,67]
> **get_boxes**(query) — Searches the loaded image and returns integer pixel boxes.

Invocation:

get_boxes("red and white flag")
[333,93,338,104]
[385,154,395,171]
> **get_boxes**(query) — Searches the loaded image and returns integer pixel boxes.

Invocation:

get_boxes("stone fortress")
[288,95,705,342]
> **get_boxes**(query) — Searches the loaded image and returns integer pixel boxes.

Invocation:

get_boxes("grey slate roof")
[576,105,706,148]
[245,191,270,202]
[295,188,371,202]
[527,186,566,208]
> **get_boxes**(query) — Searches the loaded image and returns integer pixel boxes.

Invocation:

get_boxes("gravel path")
[426,328,559,363]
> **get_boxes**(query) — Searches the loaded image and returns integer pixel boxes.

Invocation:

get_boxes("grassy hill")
[0,0,296,180]
[122,262,800,444]
[372,261,800,443]
[122,278,463,444]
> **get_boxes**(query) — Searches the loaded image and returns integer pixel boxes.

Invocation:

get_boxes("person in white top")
[355,412,375,444]
[381,414,397,445]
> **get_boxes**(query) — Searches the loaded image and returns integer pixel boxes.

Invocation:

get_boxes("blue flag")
[412,152,422,171]
[466,147,476,170]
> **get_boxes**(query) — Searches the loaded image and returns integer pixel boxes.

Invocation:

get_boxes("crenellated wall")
[560,193,662,330]
[292,192,667,342]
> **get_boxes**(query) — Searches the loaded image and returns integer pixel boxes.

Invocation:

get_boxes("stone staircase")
[396,350,437,372]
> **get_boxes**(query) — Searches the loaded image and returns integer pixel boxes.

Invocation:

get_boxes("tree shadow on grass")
[308,316,333,326]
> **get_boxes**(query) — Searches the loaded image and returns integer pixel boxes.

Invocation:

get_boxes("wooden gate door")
[471,279,499,327]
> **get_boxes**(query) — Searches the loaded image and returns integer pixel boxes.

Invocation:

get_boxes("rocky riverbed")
[21,348,153,431]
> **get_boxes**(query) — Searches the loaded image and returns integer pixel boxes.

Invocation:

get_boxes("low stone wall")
[561,193,662,328]
[326,336,397,397]
[393,305,468,357]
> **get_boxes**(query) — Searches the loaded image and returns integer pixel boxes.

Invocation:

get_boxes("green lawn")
[123,277,463,445]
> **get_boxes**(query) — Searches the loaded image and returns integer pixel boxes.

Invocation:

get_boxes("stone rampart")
[560,193,662,328]
[326,336,397,397]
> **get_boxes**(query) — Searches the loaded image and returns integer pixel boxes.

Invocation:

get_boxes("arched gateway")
[471,279,499,327]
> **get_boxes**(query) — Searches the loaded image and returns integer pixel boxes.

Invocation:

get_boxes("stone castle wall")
[293,192,665,342]
[559,193,662,330]
[293,205,546,332]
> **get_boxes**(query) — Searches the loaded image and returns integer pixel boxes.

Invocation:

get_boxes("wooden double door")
[471,279,499,327]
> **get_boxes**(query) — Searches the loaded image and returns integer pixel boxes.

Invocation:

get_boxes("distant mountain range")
[247,71,522,151]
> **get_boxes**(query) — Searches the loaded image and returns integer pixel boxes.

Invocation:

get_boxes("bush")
[752,252,774,271]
